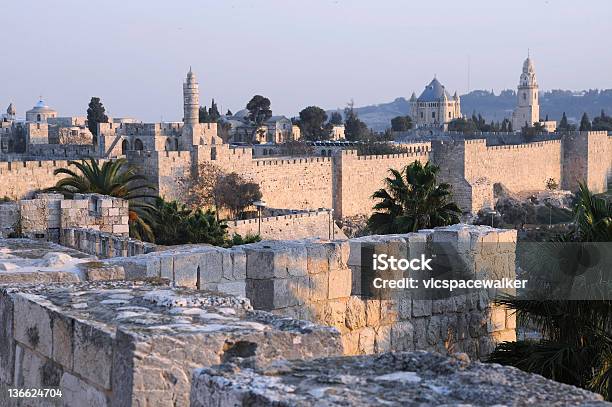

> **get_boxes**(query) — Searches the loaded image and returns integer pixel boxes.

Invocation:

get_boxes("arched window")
[37,114,41,121]
[134,139,144,151]
[165,139,172,151]
[175,138,179,150]
[121,139,129,155]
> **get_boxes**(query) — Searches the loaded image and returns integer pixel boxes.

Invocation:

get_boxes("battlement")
[485,139,561,150]
[254,156,332,166]
[0,159,72,173]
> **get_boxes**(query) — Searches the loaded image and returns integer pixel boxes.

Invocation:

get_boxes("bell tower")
[512,55,540,131]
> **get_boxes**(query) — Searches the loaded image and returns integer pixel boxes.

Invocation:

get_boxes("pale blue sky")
[2,0,611,121]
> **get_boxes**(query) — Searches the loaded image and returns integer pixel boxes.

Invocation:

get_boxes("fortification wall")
[227,210,341,240]
[464,139,562,192]
[335,149,430,218]
[203,145,334,211]
[562,131,611,193]
[0,160,73,200]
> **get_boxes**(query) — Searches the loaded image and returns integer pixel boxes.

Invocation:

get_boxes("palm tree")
[367,161,461,234]
[48,157,156,241]
[489,183,612,400]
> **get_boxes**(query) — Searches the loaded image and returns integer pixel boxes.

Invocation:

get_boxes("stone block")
[0,293,14,385]
[306,244,329,275]
[51,312,74,368]
[173,252,200,288]
[73,320,114,390]
[345,297,366,330]
[246,277,308,310]
[488,306,507,332]
[197,250,223,284]
[328,268,352,299]
[309,272,328,302]
[412,299,432,317]
[357,327,375,354]
[365,300,380,327]
[60,372,109,407]
[286,245,308,277]
[13,294,53,358]
[374,325,392,353]
[113,224,129,234]
[245,247,289,279]
[216,281,246,298]
[412,318,428,350]
[391,321,414,351]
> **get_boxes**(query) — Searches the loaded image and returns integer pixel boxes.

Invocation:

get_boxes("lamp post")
[487,210,499,228]
[253,200,267,236]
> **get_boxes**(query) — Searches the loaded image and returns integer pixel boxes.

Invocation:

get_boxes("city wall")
[0,160,72,200]
[226,209,344,241]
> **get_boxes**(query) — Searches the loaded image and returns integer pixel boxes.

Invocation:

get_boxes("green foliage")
[344,101,369,141]
[152,198,227,246]
[48,157,156,241]
[558,112,576,132]
[279,140,315,156]
[390,115,413,132]
[488,184,612,400]
[298,106,330,141]
[355,142,410,156]
[592,110,612,131]
[329,111,343,125]
[86,97,109,139]
[448,113,512,134]
[580,112,592,131]
[246,95,272,126]
[367,161,461,234]
[208,99,221,122]
[546,178,558,191]
[199,106,211,123]
[227,233,261,247]
[226,109,232,116]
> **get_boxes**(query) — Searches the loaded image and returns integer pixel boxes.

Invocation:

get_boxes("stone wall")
[333,149,430,218]
[227,210,342,240]
[2,193,129,241]
[60,228,157,258]
[0,160,72,200]
[562,131,611,193]
[106,225,517,360]
[0,282,342,407]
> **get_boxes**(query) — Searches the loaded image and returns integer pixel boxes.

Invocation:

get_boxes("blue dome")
[417,78,451,102]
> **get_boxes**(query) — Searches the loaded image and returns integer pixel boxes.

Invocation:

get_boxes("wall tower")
[511,56,540,131]
[183,68,199,126]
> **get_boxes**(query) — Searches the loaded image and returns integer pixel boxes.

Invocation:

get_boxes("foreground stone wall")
[107,225,516,360]
[191,352,608,406]
[0,282,342,407]
[60,228,157,258]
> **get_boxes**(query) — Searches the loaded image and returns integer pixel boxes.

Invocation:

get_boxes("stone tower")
[511,56,540,131]
[183,68,199,126]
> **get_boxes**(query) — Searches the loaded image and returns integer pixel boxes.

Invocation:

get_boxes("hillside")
[343,89,612,131]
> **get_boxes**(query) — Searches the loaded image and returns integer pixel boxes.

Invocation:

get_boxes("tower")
[511,56,540,131]
[183,68,199,126]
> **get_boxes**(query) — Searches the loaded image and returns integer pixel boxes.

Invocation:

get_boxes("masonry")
[103,224,517,360]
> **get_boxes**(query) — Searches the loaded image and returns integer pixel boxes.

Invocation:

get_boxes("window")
[523,93,526,100]
[420,112,423,118]
[432,112,436,118]
[448,112,451,118]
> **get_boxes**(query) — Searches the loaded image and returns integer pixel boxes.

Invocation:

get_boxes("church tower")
[183,68,199,126]
[511,56,540,131]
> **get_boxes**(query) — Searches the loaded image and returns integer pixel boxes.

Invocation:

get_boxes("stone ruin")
[0,224,609,406]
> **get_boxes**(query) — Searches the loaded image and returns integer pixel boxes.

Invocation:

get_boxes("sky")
[2,0,611,122]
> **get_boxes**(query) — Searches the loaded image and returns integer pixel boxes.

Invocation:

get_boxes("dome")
[417,78,451,102]
[27,100,56,113]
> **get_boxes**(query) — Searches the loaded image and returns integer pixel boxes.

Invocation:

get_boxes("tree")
[226,109,233,116]
[246,95,272,126]
[448,117,478,133]
[367,161,461,234]
[298,106,329,141]
[199,106,211,123]
[579,112,592,131]
[151,198,227,246]
[208,99,221,122]
[329,111,343,125]
[184,162,223,210]
[558,112,575,132]
[390,115,413,132]
[488,184,612,400]
[592,110,612,131]
[86,97,108,142]
[279,140,315,156]
[344,101,369,141]
[214,173,262,219]
[48,158,156,241]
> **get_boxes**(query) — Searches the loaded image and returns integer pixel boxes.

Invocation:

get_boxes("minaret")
[183,68,199,126]
[512,56,540,131]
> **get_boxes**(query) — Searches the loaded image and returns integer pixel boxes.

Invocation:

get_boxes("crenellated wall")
[0,160,73,199]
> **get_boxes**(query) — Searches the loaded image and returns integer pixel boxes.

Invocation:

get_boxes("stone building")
[511,56,556,132]
[25,99,57,123]
[410,77,461,130]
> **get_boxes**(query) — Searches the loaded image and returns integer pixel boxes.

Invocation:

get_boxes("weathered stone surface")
[191,352,610,407]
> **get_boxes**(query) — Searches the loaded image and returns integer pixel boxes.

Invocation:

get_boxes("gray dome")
[27,100,56,114]
[417,78,451,102]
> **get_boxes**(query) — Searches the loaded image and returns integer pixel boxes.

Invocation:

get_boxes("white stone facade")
[410,78,461,130]
[512,57,540,131]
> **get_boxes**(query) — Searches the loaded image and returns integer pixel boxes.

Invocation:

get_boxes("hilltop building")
[410,77,462,130]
